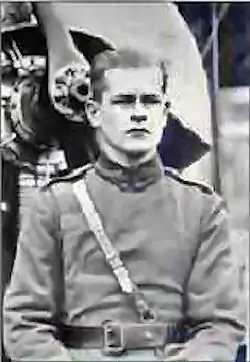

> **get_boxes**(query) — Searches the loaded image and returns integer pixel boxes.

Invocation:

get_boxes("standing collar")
[95,154,164,192]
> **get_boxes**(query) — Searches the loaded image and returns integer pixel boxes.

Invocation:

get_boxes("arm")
[3,188,72,361]
[165,194,245,361]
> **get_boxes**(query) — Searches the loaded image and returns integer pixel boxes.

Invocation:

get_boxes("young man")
[3,49,244,361]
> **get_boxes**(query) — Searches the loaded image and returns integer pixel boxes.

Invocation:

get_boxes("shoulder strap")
[164,166,214,195]
[72,178,156,323]
[42,163,93,190]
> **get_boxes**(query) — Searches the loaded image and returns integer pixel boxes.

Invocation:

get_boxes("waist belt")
[61,321,186,356]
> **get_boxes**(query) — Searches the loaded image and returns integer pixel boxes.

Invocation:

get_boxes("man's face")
[95,66,166,157]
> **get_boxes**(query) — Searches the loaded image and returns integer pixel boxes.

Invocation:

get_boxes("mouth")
[126,128,150,135]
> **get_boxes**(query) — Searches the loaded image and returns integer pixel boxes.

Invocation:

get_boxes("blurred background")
[178,3,249,354]
[179,4,249,357]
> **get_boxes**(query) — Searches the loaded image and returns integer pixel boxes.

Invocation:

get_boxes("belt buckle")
[102,320,125,356]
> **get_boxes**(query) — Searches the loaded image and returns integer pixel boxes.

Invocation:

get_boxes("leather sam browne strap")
[72,178,156,323]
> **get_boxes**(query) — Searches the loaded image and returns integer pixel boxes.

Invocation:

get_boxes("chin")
[122,147,155,160]
[122,145,151,155]
[122,139,155,154]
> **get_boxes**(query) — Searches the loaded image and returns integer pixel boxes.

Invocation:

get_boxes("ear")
[85,100,102,128]
[162,99,170,124]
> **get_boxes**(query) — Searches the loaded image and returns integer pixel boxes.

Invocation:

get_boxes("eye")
[111,95,136,105]
[141,95,162,105]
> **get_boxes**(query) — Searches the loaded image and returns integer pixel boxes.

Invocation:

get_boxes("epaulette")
[41,163,93,190]
[164,166,214,195]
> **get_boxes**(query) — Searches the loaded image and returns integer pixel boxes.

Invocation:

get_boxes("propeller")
[34,3,91,123]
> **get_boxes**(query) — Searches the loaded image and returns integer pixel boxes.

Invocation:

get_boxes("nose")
[130,114,147,123]
[130,99,147,123]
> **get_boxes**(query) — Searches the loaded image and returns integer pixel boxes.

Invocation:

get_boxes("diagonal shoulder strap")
[72,178,156,323]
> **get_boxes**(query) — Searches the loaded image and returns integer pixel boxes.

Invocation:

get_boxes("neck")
[99,143,157,169]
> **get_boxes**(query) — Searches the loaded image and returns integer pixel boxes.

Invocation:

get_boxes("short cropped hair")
[90,48,168,103]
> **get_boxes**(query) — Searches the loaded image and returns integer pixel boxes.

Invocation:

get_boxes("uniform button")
[145,331,153,340]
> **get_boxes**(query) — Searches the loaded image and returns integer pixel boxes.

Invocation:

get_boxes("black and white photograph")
[1,2,249,361]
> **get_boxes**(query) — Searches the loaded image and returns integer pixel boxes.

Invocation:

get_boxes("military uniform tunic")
[3,157,244,361]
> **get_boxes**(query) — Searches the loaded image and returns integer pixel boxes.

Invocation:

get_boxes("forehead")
[104,66,162,95]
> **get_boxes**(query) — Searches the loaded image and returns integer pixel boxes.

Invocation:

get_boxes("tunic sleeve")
[3,187,72,361]
[164,193,245,361]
